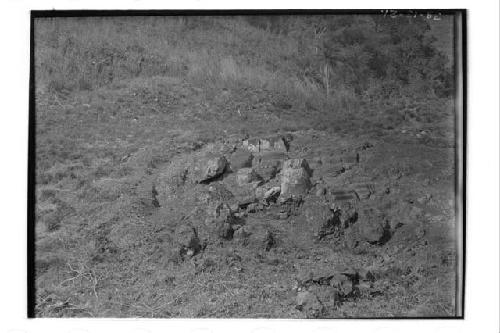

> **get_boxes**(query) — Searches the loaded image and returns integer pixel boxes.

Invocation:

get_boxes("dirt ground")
[34,76,458,318]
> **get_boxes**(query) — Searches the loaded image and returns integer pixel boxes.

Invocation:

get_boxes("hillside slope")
[34,15,459,318]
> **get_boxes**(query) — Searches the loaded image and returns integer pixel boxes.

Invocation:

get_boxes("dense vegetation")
[35,15,454,113]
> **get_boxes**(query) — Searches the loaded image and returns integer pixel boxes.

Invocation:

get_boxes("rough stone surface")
[260,136,288,153]
[195,155,227,183]
[344,208,390,248]
[243,135,289,154]
[263,186,281,203]
[295,291,324,317]
[253,164,278,182]
[236,168,261,186]
[204,202,238,240]
[304,203,341,239]
[280,159,312,198]
[229,149,253,172]
[358,208,390,244]
[242,138,261,153]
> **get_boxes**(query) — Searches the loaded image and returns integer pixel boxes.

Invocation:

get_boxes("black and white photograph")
[29,10,466,319]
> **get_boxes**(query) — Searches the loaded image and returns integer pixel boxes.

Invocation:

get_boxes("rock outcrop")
[280,159,312,198]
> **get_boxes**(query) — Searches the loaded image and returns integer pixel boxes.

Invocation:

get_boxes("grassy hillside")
[33,15,458,318]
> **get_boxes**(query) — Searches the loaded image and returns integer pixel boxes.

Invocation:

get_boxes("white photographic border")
[1,0,498,332]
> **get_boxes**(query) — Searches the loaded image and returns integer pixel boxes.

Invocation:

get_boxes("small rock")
[279,211,289,219]
[315,187,326,196]
[264,186,281,203]
[295,291,324,317]
[197,155,227,183]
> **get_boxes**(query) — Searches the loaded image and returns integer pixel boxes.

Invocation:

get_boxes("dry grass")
[33,15,457,318]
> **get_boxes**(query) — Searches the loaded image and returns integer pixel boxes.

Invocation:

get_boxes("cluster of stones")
[157,134,392,259]
[294,266,377,317]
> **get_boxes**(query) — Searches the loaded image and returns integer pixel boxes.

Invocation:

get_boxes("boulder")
[358,208,391,244]
[280,159,312,198]
[344,208,390,248]
[194,155,227,183]
[236,168,261,186]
